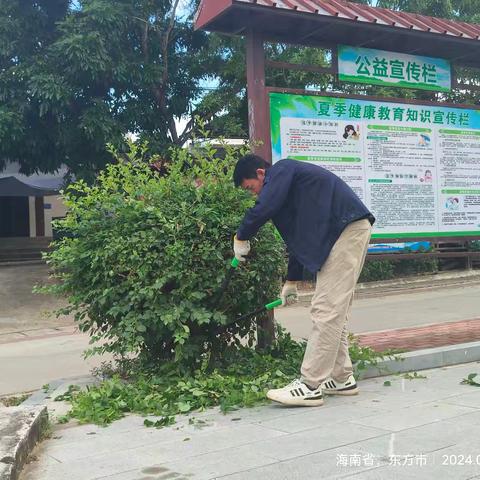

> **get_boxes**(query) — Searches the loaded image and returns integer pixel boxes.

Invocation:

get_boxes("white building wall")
[28,196,36,238]
[44,195,67,237]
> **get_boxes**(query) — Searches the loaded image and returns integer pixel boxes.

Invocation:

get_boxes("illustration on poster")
[446,197,460,211]
[418,133,431,146]
[343,124,360,140]
[420,170,433,183]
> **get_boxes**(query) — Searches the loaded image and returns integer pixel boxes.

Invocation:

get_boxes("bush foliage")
[42,142,286,366]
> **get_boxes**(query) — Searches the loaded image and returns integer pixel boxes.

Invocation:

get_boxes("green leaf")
[461,373,480,387]
[177,402,191,413]
[57,327,401,428]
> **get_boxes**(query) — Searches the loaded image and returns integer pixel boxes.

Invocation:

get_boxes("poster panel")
[270,92,480,239]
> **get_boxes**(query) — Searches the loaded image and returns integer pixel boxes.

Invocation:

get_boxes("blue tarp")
[368,241,431,254]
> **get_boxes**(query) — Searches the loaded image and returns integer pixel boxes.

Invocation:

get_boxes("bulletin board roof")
[195,0,480,68]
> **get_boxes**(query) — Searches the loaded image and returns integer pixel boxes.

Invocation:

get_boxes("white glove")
[233,235,250,262]
[280,281,298,307]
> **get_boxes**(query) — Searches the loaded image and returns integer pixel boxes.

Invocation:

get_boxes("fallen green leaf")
[461,373,480,387]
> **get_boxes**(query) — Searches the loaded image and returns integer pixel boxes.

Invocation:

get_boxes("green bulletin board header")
[338,45,451,92]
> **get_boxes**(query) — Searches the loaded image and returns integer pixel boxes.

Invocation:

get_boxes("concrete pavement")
[0,263,102,396]
[19,361,480,480]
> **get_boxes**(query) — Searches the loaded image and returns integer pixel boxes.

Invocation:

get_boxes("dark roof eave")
[0,176,60,197]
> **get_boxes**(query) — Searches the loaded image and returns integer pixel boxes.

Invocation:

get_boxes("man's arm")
[286,253,303,281]
[236,162,294,240]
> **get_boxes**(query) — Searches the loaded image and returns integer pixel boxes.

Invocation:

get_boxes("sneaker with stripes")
[266,379,324,406]
[321,374,359,395]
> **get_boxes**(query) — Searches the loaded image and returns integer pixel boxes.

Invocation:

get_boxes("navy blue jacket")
[236,159,374,280]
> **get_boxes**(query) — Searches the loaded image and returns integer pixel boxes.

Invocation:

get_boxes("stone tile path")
[20,362,480,480]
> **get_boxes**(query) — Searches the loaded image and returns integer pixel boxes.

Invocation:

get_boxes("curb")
[0,406,48,480]
[358,340,480,379]
[0,261,46,268]
[0,376,97,480]
[23,375,98,409]
[356,269,480,291]
[297,270,480,304]
[0,327,77,346]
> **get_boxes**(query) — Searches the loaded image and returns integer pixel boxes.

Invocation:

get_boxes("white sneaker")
[266,379,324,406]
[321,375,359,395]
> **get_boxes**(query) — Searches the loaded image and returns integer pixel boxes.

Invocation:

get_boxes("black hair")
[343,125,356,139]
[233,154,269,187]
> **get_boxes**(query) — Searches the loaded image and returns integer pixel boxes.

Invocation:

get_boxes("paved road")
[276,283,480,341]
[1,264,479,396]
[0,264,74,335]
[0,331,109,396]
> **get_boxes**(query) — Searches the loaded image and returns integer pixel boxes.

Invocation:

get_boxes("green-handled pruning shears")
[234,298,283,323]
[212,257,283,322]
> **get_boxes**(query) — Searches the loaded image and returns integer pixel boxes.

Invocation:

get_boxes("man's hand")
[233,235,250,262]
[280,281,298,307]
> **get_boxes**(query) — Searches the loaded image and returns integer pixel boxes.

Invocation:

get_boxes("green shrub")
[359,256,439,283]
[470,241,480,252]
[41,142,286,366]
[394,257,439,276]
[359,260,395,282]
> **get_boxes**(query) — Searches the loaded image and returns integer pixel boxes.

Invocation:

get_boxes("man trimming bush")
[233,155,375,407]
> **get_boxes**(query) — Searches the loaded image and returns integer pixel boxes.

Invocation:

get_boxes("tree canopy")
[376,0,480,22]
[0,0,478,175]
[0,0,220,174]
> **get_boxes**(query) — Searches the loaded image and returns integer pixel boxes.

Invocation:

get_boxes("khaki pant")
[300,219,372,387]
